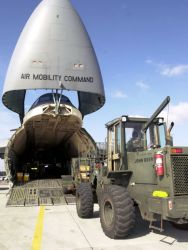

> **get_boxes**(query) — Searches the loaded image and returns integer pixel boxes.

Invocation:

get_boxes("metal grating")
[65,194,76,204]
[6,179,75,207]
[6,187,25,206]
[171,155,188,195]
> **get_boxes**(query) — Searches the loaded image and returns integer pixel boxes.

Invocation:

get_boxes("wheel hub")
[104,199,114,226]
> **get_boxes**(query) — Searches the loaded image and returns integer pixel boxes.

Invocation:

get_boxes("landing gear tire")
[99,185,135,239]
[76,182,94,218]
[172,222,188,230]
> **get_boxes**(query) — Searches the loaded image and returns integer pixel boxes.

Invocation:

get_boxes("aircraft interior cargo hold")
[4,93,96,183]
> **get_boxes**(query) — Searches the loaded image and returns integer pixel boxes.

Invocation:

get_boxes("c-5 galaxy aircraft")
[1,0,105,205]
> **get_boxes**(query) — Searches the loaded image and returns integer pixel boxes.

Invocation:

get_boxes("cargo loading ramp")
[6,179,75,207]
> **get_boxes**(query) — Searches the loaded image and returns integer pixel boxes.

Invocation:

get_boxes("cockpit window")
[29,93,74,111]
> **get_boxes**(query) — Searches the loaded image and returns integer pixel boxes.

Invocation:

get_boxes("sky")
[1,0,188,169]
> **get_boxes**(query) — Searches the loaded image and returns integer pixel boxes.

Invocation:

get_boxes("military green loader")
[76,96,188,239]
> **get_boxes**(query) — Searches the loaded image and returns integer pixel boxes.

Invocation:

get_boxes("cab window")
[158,124,166,148]
[125,122,144,152]
[146,123,166,149]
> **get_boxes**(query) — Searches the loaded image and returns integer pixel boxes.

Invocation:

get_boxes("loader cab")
[106,116,169,171]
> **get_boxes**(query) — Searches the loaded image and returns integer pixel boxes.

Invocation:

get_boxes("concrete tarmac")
[0,189,187,250]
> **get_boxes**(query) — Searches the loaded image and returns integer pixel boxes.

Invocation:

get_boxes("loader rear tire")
[99,185,135,239]
[76,182,94,218]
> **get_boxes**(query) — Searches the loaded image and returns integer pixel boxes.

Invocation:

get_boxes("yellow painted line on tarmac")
[31,206,45,250]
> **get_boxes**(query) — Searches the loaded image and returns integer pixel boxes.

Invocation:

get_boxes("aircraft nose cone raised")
[2,0,105,121]
[42,0,74,8]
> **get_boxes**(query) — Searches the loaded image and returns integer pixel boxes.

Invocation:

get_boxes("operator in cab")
[127,128,143,152]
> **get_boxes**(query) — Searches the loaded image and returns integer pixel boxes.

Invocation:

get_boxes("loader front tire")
[76,182,94,218]
[100,185,135,239]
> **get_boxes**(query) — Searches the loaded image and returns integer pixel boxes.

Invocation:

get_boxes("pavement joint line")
[66,205,94,250]
[31,206,45,250]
